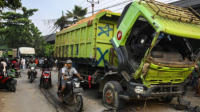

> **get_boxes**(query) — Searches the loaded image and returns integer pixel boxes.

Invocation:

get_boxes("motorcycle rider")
[59,59,83,101]
[27,60,37,79]
[13,59,22,77]
[39,58,52,87]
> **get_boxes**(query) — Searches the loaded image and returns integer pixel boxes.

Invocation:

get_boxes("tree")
[54,16,72,31]
[0,7,53,57]
[54,5,87,31]
[67,5,87,22]
[0,7,38,47]
[0,0,22,12]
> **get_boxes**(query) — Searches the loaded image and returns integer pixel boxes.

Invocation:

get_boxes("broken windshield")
[150,33,196,65]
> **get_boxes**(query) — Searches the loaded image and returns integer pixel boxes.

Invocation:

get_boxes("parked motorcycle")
[29,67,36,83]
[41,68,51,89]
[7,69,16,78]
[57,77,84,112]
[14,68,20,78]
[0,75,17,92]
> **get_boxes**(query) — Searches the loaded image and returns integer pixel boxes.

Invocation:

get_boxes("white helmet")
[66,59,72,64]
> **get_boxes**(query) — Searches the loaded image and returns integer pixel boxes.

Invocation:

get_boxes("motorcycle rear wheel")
[31,75,33,83]
[10,85,16,92]
[45,81,49,89]
[74,95,83,112]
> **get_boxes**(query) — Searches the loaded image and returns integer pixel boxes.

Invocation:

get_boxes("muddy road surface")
[0,68,199,112]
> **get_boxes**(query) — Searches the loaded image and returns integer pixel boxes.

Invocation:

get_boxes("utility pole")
[87,0,99,15]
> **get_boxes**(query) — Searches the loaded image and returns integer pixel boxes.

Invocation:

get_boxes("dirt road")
[0,68,199,112]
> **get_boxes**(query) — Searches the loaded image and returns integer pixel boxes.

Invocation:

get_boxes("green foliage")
[0,8,53,57]
[54,5,87,31]
[67,5,87,19]
[0,0,22,12]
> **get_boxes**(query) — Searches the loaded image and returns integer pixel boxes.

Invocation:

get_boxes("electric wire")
[86,0,132,14]
[79,0,86,6]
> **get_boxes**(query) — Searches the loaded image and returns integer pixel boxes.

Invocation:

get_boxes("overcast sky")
[20,0,179,36]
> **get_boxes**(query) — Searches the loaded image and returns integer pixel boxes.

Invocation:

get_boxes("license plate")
[73,88,83,93]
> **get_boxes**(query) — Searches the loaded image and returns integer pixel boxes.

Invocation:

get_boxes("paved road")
[0,68,200,112]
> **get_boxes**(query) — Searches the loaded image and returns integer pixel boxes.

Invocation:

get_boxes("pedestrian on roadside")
[1,58,7,77]
[193,58,200,97]
[35,58,38,67]
[6,58,10,75]
[21,58,26,70]
[55,59,58,70]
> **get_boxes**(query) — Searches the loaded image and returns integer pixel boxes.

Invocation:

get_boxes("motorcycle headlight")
[74,82,80,88]
[31,67,34,70]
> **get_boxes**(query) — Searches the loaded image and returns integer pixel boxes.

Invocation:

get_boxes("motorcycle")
[7,69,16,78]
[41,68,51,89]
[0,74,17,92]
[29,67,36,83]
[57,77,84,112]
[14,68,20,78]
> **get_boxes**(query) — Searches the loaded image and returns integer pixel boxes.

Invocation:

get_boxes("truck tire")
[159,96,173,103]
[103,81,125,110]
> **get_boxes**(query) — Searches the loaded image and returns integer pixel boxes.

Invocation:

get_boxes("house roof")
[170,0,200,8]
[43,33,56,42]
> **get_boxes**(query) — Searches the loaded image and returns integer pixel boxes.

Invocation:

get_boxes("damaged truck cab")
[108,0,200,109]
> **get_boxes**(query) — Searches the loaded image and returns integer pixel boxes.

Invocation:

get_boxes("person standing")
[193,58,200,97]
[21,58,26,69]
[35,58,38,67]
[6,58,10,75]
[1,59,7,76]
[55,59,58,70]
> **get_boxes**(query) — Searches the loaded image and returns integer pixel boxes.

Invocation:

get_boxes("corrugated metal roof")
[170,0,200,8]
[43,33,56,42]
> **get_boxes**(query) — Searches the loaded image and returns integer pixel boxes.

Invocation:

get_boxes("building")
[170,0,200,12]
[43,33,56,44]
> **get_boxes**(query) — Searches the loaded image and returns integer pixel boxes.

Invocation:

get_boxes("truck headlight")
[135,86,144,93]
[74,82,80,88]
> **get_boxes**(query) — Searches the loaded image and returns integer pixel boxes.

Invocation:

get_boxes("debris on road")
[174,97,200,112]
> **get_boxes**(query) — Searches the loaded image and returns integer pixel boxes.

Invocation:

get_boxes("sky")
[20,0,179,36]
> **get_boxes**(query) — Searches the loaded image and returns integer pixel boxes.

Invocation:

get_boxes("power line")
[79,0,86,6]
[86,0,113,11]
[87,0,99,15]
[86,0,132,15]
[95,0,114,8]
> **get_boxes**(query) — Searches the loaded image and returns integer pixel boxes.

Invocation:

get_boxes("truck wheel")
[103,81,125,110]
[159,96,173,103]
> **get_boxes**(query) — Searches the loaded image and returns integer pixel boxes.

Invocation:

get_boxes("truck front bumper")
[120,82,185,100]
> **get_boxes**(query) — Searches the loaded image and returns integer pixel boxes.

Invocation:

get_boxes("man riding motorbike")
[59,59,83,101]
[39,58,52,87]
[13,60,22,77]
[27,60,37,79]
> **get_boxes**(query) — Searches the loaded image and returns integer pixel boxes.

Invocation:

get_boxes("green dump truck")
[55,0,200,109]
